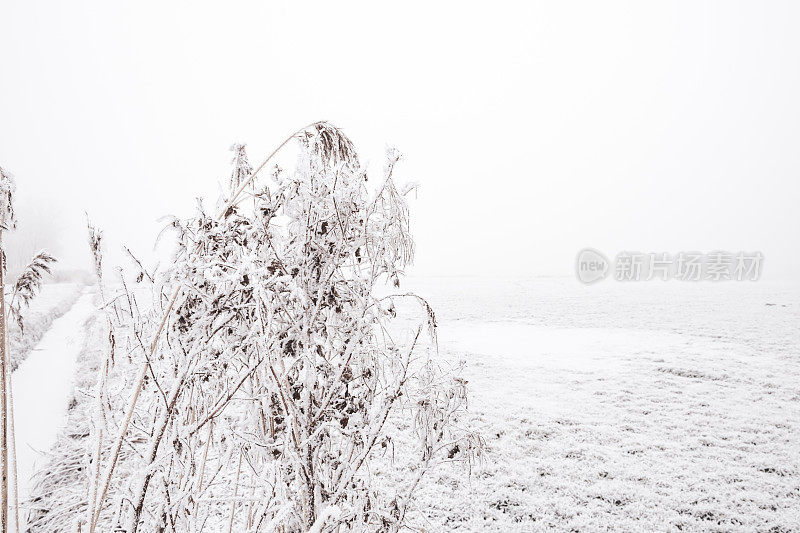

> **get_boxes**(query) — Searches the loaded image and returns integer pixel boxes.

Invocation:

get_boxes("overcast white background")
[1,1,798,278]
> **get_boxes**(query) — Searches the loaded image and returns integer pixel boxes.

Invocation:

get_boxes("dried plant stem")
[7,363,19,533]
[192,419,213,524]
[86,352,109,529]
[0,214,9,532]
[227,450,243,533]
[246,483,255,530]
[86,428,102,528]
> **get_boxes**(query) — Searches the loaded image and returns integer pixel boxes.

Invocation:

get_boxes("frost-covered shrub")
[68,123,478,533]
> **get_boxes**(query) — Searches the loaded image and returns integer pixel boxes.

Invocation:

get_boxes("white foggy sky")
[1,1,798,278]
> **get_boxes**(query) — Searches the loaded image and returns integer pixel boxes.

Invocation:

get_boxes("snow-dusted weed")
[30,124,479,532]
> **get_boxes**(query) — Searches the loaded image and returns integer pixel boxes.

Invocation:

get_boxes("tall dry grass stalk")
[0,165,15,533]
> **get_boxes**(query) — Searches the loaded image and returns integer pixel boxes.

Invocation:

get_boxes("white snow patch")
[8,282,84,370]
[12,289,96,504]
[442,323,686,370]
[387,279,800,531]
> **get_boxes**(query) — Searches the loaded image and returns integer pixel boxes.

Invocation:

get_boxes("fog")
[1,1,798,279]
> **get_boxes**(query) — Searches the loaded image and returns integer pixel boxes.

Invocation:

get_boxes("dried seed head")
[11,250,57,332]
[299,122,359,169]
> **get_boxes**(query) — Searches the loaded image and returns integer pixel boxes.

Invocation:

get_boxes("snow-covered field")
[17,278,800,531]
[397,277,800,532]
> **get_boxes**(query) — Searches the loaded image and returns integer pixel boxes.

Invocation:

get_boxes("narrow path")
[11,289,96,504]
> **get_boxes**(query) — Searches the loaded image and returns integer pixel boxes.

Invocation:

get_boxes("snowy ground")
[8,282,84,370]
[12,288,94,505]
[18,278,800,531]
[399,278,800,532]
